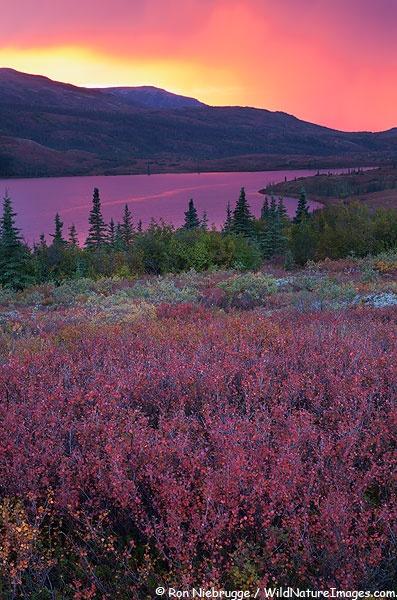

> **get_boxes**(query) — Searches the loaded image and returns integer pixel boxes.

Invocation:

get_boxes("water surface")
[1,169,348,244]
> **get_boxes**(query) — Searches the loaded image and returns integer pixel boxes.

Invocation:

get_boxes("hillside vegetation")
[0,255,396,596]
[1,69,397,177]
[0,170,397,594]
[264,166,397,208]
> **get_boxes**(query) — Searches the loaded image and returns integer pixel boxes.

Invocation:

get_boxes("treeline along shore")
[2,182,397,289]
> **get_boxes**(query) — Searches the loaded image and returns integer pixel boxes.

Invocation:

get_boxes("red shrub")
[156,302,209,320]
[0,307,396,595]
[200,286,228,308]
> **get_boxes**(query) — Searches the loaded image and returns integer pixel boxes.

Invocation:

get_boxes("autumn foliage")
[0,305,396,597]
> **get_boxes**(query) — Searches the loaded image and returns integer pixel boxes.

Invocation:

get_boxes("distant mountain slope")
[98,85,206,109]
[0,68,132,111]
[0,69,396,177]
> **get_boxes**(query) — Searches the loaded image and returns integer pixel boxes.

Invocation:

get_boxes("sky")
[0,0,396,131]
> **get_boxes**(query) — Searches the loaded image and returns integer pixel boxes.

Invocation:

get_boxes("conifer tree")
[277,197,289,225]
[85,188,107,249]
[269,195,277,222]
[183,199,200,230]
[273,212,288,255]
[260,197,287,258]
[284,249,295,271]
[121,204,134,248]
[231,187,254,237]
[38,233,47,250]
[260,206,276,258]
[290,217,317,264]
[1,193,22,247]
[201,211,208,231]
[75,258,87,278]
[51,213,66,246]
[261,197,270,221]
[68,223,79,246]
[33,234,49,282]
[137,219,143,233]
[259,196,276,257]
[222,201,233,233]
[48,213,70,281]
[114,222,124,251]
[0,193,31,289]
[108,218,116,249]
[294,188,310,224]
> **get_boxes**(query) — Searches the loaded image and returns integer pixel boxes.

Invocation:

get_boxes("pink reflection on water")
[0,169,346,244]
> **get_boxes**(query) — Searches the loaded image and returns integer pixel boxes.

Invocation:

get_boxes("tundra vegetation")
[0,186,396,597]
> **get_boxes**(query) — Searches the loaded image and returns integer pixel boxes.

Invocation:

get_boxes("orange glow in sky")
[1,0,396,131]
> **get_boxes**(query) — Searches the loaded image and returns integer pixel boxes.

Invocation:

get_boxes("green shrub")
[0,287,16,305]
[315,278,356,306]
[92,277,124,295]
[52,278,97,305]
[19,291,46,306]
[293,277,356,311]
[125,279,199,305]
[218,272,278,307]
[291,274,321,292]
[360,264,380,283]
[92,300,157,324]
[86,291,130,308]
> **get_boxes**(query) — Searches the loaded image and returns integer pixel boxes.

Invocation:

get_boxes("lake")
[0,169,349,244]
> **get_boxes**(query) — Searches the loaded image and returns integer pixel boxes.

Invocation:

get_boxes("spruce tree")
[51,213,66,246]
[269,195,277,222]
[261,197,270,221]
[121,204,134,248]
[75,258,87,279]
[222,202,233,233]
[283,249,295,271]
[137,219,143,233]
[290,217,316,264]
[108,218,116,249]
[33,234,49,282]
[260,196,287,259]
[68,223,79,246]
[114,222,124,251]
[273,212,288,255]
[38,233,47,250]
[48,213,69,282]
[0,193,22,247]
[260,204,276,258]
[294,188,310,224]
[260,196,275,257]
[231,187,254,237]
[201,211,208,231]
[85,188,107,249]
[183,199,200,230]
[0,193,31,289]
[277,197,289,225]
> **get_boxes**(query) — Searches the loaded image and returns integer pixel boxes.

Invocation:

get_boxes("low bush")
[0,308,395,595]
[126,278,199,304]
[372,249,397,273]
[218,272,278,308]
[51,278,98,305]
[0,287,16,305]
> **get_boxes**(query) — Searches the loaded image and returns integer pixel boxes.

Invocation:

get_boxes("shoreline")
[0,164,370,183]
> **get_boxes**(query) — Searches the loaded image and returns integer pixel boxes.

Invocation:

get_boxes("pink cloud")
[1,0,396,130]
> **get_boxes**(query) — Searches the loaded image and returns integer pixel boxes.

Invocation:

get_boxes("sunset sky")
[1,0,396,132]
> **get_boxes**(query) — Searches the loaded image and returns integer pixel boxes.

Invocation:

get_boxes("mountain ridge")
[96,85,206,110]
[0,68,396,178]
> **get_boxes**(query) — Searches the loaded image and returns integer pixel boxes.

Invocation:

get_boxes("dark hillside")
[1,69,397,177]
